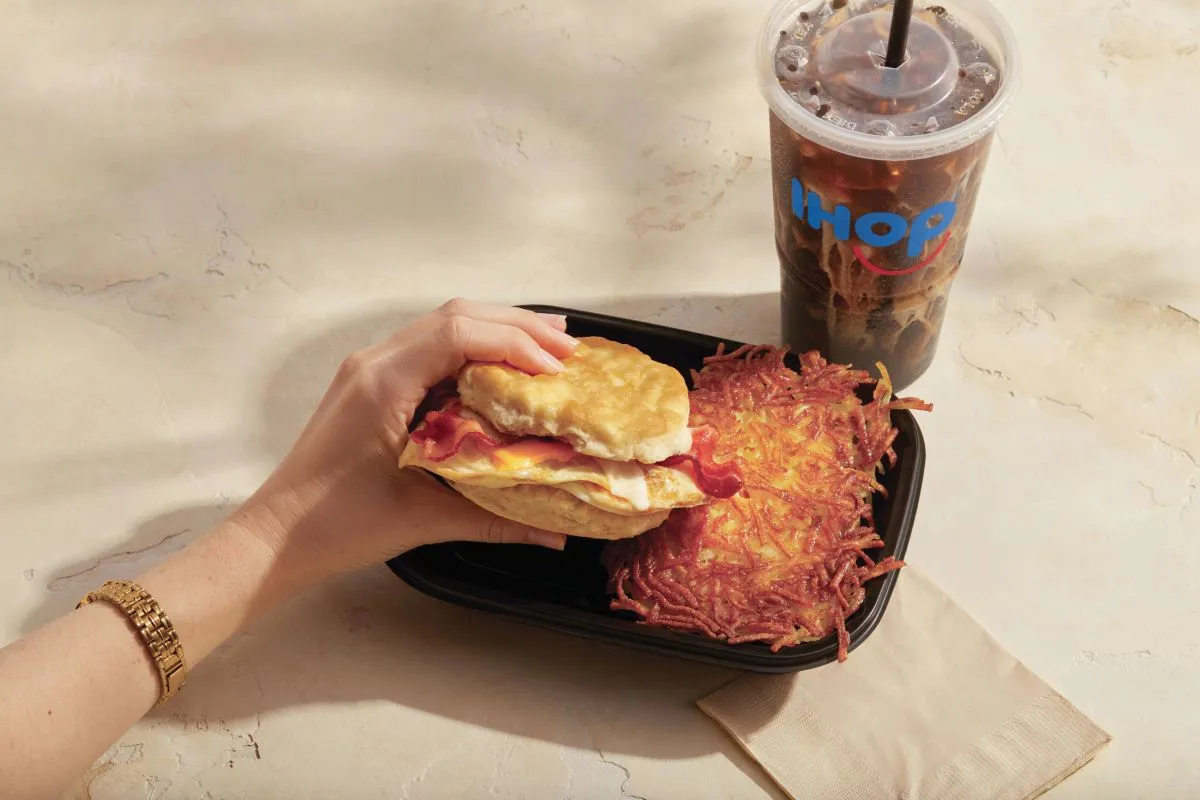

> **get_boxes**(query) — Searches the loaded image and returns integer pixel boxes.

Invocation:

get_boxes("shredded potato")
[603,344,932,662]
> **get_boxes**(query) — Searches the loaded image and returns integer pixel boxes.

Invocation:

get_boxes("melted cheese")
[598,460,651,512]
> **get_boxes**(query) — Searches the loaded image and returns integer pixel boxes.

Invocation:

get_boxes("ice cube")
[910,116,940,134]
[962,61,998,85]
[775,45,810,79]
[961,38,985,59]
[804,92,827,111]
[864,119,899,136]
[934,110,959,129]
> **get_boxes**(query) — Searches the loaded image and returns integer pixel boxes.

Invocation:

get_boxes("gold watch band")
[77,580,188,706]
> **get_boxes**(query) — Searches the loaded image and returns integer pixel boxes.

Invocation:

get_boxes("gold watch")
[77,580,188,705]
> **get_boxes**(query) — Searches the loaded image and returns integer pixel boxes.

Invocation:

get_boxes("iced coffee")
[758,0,1020,389]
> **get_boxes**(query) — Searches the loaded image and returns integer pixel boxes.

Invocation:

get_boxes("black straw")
[884,0,914,68]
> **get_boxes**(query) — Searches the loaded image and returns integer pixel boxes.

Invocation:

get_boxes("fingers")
[445,316,568,374]
[479,515,568,551]
[536,312,569,332]
[382,299,577,382]
[342,299,580,447]
[433,298,578,359]
[397,316,566,398]
[399,473,568,551]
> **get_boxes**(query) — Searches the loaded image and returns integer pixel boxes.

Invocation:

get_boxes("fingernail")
[539,350,565,373]
[530,531,567,551]
[538,313,568,330]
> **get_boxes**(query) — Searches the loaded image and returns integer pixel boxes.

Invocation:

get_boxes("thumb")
[394,470,568,552]
[476,514,568,551]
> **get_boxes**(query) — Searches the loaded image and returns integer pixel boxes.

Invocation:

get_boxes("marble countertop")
[2,0,1196,797]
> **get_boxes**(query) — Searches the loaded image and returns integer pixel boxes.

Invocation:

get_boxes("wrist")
[228,478,342,594]
[132,510,311,668]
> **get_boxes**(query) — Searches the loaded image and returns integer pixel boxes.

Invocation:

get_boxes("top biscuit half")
[457,336,692,464]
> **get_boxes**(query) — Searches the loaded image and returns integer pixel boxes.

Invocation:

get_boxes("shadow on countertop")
[19,505,228,634]
[20,293,787,796]
[23,507,784,795]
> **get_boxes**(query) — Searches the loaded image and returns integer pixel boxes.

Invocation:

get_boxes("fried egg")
[398,408,706,515]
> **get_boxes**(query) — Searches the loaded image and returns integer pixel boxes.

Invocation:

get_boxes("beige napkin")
[698,567,1110,800]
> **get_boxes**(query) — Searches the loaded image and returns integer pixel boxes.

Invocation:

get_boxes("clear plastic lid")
[759,0,1021,160]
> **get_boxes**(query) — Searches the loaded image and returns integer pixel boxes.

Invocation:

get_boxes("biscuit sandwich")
[399,336,743,539]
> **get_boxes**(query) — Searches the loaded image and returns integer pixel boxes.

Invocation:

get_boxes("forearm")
[0,602,158,800]
[0,515,308,799]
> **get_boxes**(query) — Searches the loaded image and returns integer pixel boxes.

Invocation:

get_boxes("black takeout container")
[386,305,926,673]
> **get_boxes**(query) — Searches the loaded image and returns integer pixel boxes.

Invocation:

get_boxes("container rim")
[386,304,928,673]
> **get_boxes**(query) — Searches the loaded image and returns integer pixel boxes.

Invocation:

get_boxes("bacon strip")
[408,400,507,462]
[409,397,743,500]
[660,426,744,499]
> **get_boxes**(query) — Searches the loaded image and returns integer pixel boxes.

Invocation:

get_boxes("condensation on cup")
[758,0,1021,390]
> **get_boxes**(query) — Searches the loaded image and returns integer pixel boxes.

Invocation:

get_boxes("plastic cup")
[758,0,1021,390]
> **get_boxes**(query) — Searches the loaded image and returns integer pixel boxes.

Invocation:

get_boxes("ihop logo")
[790,178,957,276]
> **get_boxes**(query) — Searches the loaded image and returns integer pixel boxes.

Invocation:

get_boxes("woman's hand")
[233,299,579,590]
[0,299,582,800]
